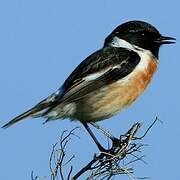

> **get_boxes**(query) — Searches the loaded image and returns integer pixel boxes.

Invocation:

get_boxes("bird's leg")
[90,122,114,140]
[81,122,107,152]
[90,122,119,146]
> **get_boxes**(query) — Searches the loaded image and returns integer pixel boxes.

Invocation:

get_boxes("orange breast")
[76,57,158,122]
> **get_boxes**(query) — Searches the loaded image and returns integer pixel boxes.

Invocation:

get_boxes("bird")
[2,20,175,150]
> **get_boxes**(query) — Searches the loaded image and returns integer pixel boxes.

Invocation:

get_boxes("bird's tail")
[2,95,57,129]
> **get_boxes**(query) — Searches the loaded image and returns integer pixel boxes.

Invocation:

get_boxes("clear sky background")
[0,0,179,179]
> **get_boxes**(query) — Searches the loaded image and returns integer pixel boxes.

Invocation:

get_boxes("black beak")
[155,36,176,45]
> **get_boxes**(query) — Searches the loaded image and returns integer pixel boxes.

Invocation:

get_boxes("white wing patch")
[83,65,122,82]
[83,70,108,81]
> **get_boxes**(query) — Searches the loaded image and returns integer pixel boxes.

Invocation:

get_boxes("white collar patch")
[110,36,157,70]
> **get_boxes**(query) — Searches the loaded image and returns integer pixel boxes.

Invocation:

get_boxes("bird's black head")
[104,20,176,58]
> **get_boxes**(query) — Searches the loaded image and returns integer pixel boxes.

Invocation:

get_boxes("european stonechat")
[2,21,175,148]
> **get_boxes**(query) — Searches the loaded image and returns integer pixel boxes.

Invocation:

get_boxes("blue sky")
[0,0,179,179]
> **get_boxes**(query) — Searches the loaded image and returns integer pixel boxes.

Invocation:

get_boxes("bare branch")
[72,121,157,179]
[46,119,158,179]
[49,127,79,180]
[31,171,38,180]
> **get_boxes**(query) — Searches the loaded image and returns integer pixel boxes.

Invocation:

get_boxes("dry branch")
[50,118,158,179]
[31,118,158,180]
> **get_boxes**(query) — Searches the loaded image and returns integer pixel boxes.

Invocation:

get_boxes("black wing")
[60,47,140,102]
[44,47,140,115]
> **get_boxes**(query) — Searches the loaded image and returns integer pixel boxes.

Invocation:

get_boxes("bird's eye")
[141,33,145,36]
[140,32,146,39]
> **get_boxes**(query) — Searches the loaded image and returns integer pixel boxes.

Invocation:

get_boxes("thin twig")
[31,171,38,180]
[48,118,158,179]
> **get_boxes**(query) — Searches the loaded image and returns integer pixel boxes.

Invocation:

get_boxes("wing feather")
[43,47,140,115]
